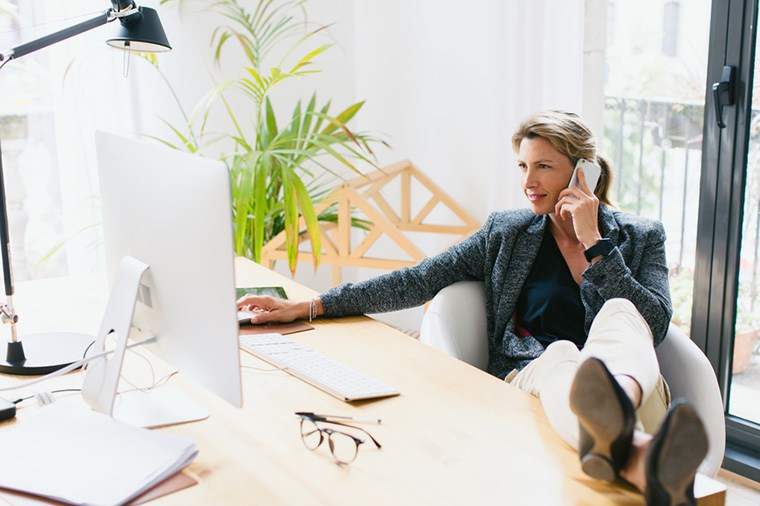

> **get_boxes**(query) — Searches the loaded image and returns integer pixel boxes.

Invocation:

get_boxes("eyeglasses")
[296,412,382,465]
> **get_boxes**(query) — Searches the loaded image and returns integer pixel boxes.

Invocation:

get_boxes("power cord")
[0,335,157,393]
[241,364,281,372]
[82,340,96,359]
[12,388,82,406]
[117,345,157,393]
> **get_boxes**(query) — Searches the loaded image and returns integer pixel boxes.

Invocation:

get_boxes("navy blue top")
[516,231,587,349]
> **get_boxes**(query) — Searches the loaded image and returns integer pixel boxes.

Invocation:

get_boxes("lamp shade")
[106,6,171,52]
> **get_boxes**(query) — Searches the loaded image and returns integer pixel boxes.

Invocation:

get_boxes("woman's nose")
[523,168,538,188]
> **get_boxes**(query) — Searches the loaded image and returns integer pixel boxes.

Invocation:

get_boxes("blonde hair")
[511,110,613,206]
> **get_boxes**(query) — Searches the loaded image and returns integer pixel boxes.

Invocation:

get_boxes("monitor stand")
[112,384,208,428]
[81,256,208,428]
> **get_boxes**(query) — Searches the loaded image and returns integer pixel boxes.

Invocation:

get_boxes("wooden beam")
[397,224,477,235]
[347,160,412,189]
[345,186,425,260]
[410,164,480,227]
[412,197,439,225]
[319,223,339,255]
[372,193,401,224]
[401,169,411,223]
[337,188,351,257]
[351,227,382,259]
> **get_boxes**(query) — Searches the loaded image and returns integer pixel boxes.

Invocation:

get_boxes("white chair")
[419,281,726,477]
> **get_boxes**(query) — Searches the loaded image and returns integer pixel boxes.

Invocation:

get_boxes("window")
[0,1,139,285]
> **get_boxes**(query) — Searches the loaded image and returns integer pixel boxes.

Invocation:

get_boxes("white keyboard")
[240,333,400,402]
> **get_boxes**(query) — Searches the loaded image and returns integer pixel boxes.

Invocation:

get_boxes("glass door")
[693,0,760,481]
[602,0,712,339]
[729,21,760,427]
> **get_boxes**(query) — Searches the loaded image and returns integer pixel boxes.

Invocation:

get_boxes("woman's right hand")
[237,295,321,325]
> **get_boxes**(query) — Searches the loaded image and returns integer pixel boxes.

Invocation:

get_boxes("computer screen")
[94,131,243,408]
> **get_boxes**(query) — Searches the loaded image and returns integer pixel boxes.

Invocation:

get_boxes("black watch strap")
[584,238,614,262]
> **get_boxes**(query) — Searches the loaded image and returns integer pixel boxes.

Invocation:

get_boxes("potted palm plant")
[152,0,384,273]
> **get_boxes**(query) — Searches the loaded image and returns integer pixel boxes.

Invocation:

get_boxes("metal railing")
[604,96,705,271]
[604,96,760,319]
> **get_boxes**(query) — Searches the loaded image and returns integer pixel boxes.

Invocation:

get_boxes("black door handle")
[712,65,735,129]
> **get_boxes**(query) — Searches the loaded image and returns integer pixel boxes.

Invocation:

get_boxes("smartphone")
[569,159,602,193]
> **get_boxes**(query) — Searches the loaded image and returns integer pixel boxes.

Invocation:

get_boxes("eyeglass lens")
[300,418,322,450]
[300,418,360,464]
[327,431,359,464]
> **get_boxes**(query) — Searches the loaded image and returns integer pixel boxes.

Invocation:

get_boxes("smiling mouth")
[527,194,547,201]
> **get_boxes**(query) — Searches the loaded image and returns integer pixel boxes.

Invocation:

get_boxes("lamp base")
[0,332,94,375]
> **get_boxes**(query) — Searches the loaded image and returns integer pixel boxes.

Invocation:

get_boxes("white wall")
[133,0,588,332]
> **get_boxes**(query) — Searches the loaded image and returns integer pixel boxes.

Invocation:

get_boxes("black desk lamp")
[0,1,171,375]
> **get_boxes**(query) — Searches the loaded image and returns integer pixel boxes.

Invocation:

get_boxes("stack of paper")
[0,402,197,505]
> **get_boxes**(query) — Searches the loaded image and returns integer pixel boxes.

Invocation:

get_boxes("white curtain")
[349,0,586,330]
[2,0,145,281]
[353,0,585,222]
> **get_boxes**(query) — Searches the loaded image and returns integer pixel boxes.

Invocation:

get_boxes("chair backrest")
[420,281,489,370]
[655,324,726,476]
[420,281,726,477]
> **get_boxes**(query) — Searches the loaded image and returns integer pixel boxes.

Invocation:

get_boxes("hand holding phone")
[569,159,602,194]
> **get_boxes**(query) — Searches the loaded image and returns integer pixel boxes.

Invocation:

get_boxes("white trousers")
[506,298,671,450]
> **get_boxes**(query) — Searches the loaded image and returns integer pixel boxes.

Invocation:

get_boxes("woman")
[239,111,708,506]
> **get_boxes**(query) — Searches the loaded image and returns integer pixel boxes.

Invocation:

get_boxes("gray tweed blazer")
[320,205,672,379]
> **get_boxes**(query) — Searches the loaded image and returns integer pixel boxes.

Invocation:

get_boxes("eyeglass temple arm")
[317,418,382,449]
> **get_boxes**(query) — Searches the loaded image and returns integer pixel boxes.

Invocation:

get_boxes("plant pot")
[733,329,760,375]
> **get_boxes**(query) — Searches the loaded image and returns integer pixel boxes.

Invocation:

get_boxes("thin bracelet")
[308,299,315,323]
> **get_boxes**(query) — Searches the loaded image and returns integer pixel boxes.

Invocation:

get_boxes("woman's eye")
[539,164,551,169]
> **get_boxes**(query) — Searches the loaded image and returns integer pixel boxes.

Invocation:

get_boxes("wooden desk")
[0,258,726,505]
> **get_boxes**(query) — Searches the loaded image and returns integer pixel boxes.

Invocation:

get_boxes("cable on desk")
[83,334,163,394]
[82,340,96,359]
[117,345,158,393]
[241,364,282,372]
[12,389,82,405]
[118,370,178,395]
[0,335,157,393]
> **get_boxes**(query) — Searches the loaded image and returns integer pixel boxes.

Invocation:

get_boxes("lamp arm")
[0,10,115,63]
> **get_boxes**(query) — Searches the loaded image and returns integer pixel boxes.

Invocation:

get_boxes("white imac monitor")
[94,131,242,409]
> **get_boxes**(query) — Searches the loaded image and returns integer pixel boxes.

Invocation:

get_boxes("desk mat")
[239,320,314,336]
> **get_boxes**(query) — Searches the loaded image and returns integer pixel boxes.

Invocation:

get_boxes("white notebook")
[0,402,197,506]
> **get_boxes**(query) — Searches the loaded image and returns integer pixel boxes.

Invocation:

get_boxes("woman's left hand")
[554,167,602,249]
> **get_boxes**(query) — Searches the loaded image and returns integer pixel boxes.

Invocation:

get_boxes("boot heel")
[581,453,617,482]
[570,358,636,482]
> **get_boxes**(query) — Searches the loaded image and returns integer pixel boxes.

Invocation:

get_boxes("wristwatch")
[583,238,614,262]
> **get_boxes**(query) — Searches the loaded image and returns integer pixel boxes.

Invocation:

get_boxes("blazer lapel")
[495,213,546,330]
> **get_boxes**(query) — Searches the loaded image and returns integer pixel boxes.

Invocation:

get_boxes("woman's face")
[517,136,575,215]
